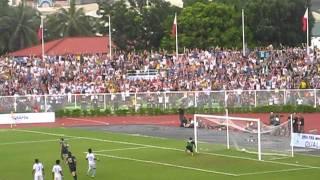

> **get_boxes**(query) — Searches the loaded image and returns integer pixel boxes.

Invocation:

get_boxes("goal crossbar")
[194,114,260,122]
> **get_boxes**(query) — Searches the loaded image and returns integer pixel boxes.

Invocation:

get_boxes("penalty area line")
[95,153,239,177]
[93,147,149,153]
[0,129,10,132]
[237,167,316,176]
[0,137,81,146]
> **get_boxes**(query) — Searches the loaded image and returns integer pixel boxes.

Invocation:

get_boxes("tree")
[46,0,95,40]
[162,2,242,50]
[138,0,178,50]
[0,0,8,8]
[0,4,40,53]
[98,0,178,51]
[0,0,9,53]
[216,0,314,46]
[182,0,209,7]
[98,0,139,51]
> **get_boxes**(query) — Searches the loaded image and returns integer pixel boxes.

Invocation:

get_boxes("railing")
[127,69,159,80]
[0,89,318,113]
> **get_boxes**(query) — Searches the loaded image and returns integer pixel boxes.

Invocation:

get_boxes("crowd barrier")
[0,89,318,113]
[0,112,55,125]
[291,133,320,149]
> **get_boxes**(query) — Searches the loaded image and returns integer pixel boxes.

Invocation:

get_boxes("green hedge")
[55,104,320,118]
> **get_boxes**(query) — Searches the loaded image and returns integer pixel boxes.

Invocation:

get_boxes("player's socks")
[73,175,77,180]
[92,169,96,177]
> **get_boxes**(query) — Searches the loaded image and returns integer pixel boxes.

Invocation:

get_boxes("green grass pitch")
[1,127,320,180]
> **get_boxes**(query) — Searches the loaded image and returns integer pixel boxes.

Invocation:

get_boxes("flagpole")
[242,9,245,56]
[306,8,309,56]
[175,13,178,62]
[108,15,112,60]
[41,16,45,61]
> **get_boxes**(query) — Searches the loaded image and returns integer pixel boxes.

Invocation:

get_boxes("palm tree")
[46,0,95,39]
[0,4,40,53]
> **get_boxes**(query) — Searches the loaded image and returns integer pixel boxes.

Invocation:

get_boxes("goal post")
[290,114,294,158]
[193,110,293,160]
[226,109,229,150]
[194,112,262,160]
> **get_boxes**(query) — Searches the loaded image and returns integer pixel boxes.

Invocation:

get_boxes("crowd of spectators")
[0,47,319,96]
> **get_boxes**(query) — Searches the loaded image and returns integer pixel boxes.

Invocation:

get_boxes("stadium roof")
[9,36,112,57]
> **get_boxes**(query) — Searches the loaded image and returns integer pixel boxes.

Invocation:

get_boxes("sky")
[166,0,183,7]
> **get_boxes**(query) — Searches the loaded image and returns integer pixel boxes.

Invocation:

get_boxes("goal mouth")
[193,112,293,161]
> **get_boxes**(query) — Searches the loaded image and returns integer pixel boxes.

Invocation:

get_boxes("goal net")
[193,111,293,160]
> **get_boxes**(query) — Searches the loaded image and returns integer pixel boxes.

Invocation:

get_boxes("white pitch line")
[0,129,10,132]
[13,129,66,137]
[0,139,58,146]
[66,118,110,125]
[14,129,320,170]
[95,153,239,177]
[295,152,320,158]
[0,137,80,146]
[128,133,168,140]
[94,147,149,153]
[237,167,316,176]
[269,156,292,161]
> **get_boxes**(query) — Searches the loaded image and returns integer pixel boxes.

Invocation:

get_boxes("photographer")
[270,112,280,126]
[178,108,185,127]
[298,114,305,133]
[293,113,299,133]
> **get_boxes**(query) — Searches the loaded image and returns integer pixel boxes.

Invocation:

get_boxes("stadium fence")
[0,89,318,113]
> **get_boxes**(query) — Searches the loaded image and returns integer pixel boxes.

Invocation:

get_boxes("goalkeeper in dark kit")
[185,137,196,156]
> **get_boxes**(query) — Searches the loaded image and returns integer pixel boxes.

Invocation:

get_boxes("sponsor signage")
[0,112,55,125]
[291,133,320,149]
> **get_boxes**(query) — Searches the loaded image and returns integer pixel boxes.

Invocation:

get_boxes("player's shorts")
[54,175,62,180]
[62,153,68,159]
[186,146,193,153]
[34,175,44,180]
[89,163,96,169]
[69,165,77,172]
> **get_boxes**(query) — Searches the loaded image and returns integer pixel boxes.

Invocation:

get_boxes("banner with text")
[0,112,55,125]
[291,133,320,149]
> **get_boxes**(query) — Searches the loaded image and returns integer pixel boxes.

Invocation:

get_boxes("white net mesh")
[194,114,292,160]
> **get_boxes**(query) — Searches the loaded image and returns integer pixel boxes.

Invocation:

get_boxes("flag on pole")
[302,8,308,32]
[108,15,112,60]
[242,9,245,57]
[171,13,178,62]
[39,16,45,60]
[302,8,309,56]
[171,14,177,37]
[37,23,43,42]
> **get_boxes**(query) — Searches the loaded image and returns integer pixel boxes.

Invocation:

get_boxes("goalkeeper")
[185,137,196,156]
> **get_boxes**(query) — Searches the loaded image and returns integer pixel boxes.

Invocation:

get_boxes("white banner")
[291,133,320,149]
[0,112,55,125]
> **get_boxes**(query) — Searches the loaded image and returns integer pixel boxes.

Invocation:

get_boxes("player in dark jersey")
[60,138,69,164]
[185,137,196,156]
[67,151,77,180]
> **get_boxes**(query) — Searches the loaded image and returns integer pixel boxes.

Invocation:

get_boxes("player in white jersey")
[52,160,63,180]
[86,148,98,178]
[32,159,44,180]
